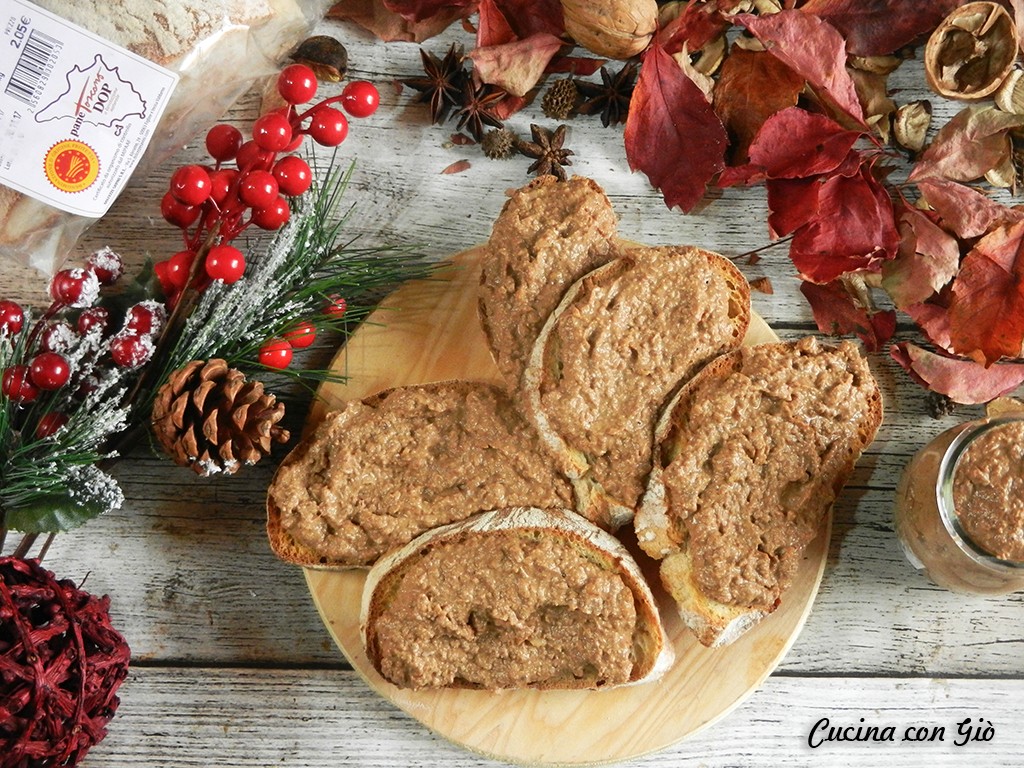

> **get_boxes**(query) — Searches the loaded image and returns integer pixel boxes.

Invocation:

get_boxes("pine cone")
[542,77,578,120]
[151,359,290,476]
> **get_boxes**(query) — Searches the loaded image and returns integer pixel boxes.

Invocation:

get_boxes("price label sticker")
[0,0,178,217]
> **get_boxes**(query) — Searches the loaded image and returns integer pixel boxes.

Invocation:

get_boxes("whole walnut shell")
[561,0,657,60]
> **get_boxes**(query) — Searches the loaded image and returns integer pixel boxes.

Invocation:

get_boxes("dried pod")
[924,2,1017,101]
[893,100,933,154]
[995,69,1024,114]
[291,35,349,82]
[561,0,657,59]
[849,55,903,76]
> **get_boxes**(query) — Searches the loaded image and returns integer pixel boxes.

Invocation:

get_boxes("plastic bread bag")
[0,0,327,275]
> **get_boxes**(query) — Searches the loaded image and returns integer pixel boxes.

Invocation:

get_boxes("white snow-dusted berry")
[87,247,124,285]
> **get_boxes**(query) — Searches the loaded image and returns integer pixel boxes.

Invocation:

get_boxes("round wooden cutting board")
[302,245,831,765]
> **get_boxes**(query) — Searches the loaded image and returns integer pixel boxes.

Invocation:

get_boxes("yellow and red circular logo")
[44,140,100,193]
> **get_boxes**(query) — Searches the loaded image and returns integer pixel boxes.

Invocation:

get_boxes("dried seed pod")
[995,69,1024,114]
[291,35,349,82]
[561,0,657,59]
[893,100,933,154]
[924,2,1017,101]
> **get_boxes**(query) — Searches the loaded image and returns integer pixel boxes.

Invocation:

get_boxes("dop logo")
[44,140,100,193]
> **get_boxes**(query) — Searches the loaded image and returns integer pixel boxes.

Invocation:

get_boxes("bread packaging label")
[0,0,178,218]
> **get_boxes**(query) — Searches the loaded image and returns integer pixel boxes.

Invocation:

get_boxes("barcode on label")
[5,28,61,106]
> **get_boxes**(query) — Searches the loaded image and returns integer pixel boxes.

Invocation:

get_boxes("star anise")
[517,124,573,181]
[454,82,506,141]
[401,43,467,124]
[576,61,639,127]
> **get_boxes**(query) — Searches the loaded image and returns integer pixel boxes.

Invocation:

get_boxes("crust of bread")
[361,507,675,690]
[635,338,883,647]
[522,246,751,530]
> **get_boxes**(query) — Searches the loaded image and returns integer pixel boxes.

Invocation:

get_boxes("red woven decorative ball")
[0,557,131,768]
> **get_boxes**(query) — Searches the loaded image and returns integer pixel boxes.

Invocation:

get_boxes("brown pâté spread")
[371,528,637,690]
[479,176,618,387]
[537,246,745,510]
[952,420,1024,561]
[661,339,877,609]
[269,382,573,566]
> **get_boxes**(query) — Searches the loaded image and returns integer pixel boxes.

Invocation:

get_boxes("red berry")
[161,192,201,229]
[206,124,244,162]
[238,170,279,209]
[126,301,166,335]
[272,155,312,196]
[341,81,380,118]
[170,165,213,206]
[77,306,109,334]
[156,250,195,295]
[205,244,246,283]
[50,268,100,308]
[277,63,318,105]
[258,338,293,369]
[323,294,347,318]
[253,112,294,152]
[87,247,124,285]
[39,321,75,353]
[35,412,68,439]
[2,365,38,402]
[235,140,274,172]
[109,332,153,369]
[307,107,348,147]
[208,168,238,207]
[284,320,316,349]
[251,196,290,230]
[0,300,24,335]
[29,351,71,390]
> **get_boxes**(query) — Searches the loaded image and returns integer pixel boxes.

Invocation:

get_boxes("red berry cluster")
[1,250,167,438]
[153,66,380,308]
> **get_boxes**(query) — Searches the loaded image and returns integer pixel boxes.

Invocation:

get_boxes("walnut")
[560,0,657,60]
[924,1,1017,101]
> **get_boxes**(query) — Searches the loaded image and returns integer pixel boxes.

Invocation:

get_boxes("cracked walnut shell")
[925,1,1017,101]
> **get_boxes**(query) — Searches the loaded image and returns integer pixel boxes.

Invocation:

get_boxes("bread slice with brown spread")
[635,338,882,647]
[266,381,574,568]
[522,246,750,530]
[361,507,674,690]
[478,176,619,392]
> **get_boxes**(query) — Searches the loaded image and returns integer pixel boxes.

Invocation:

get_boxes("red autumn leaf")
[788,161,899,282]
[736,10,865,124]
[713,49,805,163]
[881,208,961,309]
[329,0,469,41]
[766,176,820,238]
[948,220,1024,364]
[891,342,1024,404]
[657,1,728,54]
[468,33,564,97]
[441,159,471,174]
[800,0,964,56]
[800,280,896,351]
[909,106,1024,183]
[477,0,516,46]
[916,178,1024,239]
[383,0,477,23]
[546,56,606,76]
[493,0,564,38]
[624,44,727,212]
[905,300,954,352]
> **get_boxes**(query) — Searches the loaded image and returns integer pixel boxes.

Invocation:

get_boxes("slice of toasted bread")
[478,176,619,391]
[266,381,574,568]
[522,246,751,530]
[361,506,675,690]
[635,338,882,647]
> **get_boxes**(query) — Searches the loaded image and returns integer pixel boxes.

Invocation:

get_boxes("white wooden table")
[3,15,1023,768]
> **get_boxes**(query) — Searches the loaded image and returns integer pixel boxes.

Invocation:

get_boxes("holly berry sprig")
[152,68,380,308]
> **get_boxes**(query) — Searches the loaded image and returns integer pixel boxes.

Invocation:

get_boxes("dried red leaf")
[749,276,774,294]
[441,159,472,174]
[449,133,476,145]
[948,220,1024,364]
[905,299,954,352]
[329,0,468,41]
[713,49,805,164]
[736,10,865,124]
[909,106,1024,184]
[916,178,1024,239]
[493,0,564,38]
[477,0,516,46]
[491,93,529,120]
[546,56,607,76]
[881,208,961,309]
[383,0,477,23]
[657,1,729,55]
[624,44,727,212]
[891,342,1024,404]
[788,162,899,282]
[800,0,964,56]
[801,279,896,351]
[468,33,564,97]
